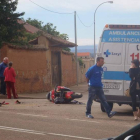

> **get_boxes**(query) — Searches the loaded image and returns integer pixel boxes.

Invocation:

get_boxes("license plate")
[103,83,120,89]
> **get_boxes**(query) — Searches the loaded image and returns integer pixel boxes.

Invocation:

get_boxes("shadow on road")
[115,111,133,116]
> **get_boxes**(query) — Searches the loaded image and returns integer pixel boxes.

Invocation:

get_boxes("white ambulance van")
[95,24,140,112]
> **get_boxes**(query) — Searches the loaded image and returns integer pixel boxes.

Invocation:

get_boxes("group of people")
[85,57,140,121]
[0,57,17,99]
[1,56,140,120]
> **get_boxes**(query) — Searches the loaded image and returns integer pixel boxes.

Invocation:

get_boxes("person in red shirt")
[4,62,17,99]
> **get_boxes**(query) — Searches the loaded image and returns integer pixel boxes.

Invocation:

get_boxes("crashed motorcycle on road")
[46,86,83,104]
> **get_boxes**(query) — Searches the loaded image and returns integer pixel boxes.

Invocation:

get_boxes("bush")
[78,58,84,66]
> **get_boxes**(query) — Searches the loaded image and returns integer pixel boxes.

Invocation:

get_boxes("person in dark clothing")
[0,57,8,95]
[129,59,140,121]
[85,57,116,119]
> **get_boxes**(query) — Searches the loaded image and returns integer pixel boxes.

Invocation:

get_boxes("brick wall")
[61,52,77,87]
[61,52,93,86]
[78,65,87,83]
[78,59,94,83]
[0,44,80,94]
[1,45,51,94]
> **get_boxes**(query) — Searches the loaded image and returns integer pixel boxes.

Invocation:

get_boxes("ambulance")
[95,24,140,112]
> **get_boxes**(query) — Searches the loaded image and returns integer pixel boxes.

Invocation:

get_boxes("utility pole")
[74,11,78,85]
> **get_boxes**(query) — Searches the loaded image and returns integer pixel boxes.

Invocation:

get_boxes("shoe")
[108,111,116,118]
[133,111,138,121]
[15,100,21,104]
[86,114,94,119]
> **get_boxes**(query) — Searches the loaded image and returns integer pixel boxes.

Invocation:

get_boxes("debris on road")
[1,101,9,105]
[70,100,85,105]
[15,100,21,104]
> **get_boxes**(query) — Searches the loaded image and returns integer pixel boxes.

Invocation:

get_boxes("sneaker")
[86,114,94,119]
[108,111,117,118]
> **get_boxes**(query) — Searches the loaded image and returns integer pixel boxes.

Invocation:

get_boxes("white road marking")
[66,118,100,123]
[17,113,100,124]
[0,111,100,124]
[17,113,48,118]
[48,132,94,140]
[0,126,45,135]
[0,126,94,140]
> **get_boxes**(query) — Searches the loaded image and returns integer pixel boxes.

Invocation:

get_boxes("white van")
[95,24,140,112]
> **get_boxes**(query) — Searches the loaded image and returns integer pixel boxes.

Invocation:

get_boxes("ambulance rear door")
[124,42,140,94]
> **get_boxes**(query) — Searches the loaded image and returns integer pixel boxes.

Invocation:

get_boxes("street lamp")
[94,1,113,62]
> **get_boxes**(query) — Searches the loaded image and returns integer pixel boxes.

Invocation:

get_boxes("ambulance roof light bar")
[105,24,140,29]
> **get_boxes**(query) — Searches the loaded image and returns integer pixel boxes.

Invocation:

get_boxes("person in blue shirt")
[85,57,116,118]
[0,57,8,95]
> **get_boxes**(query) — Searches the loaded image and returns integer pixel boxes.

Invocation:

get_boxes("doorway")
[51,52,61,88]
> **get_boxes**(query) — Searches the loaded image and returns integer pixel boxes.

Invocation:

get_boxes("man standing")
[0,57,8,95]
[85,57,116,118]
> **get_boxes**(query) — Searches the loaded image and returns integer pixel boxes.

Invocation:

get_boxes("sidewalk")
[0,82,88,99]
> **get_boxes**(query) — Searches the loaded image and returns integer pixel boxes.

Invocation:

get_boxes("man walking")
[85,57,116,118]
[0,57,8,95]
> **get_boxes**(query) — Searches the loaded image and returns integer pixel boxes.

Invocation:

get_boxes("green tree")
[42,23,60,36]
[25,18,43,30]
[0,0,25,47]
[25,18,71,51]
[59,33,70,52]
[22,31,41,43]
[63,47,70,52]
[78,58,84,66]
[59,33,69,40]
[25,19,60,36]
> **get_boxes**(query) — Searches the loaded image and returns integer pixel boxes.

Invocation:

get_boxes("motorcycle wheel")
[71,93,83,99]
[46,92,50,100]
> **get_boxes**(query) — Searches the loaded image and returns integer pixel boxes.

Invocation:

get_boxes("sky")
[16,0,140,46]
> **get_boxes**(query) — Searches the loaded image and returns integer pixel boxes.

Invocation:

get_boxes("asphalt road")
[0,92,139,140]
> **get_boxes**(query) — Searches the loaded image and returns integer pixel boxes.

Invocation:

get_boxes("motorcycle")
[46,86,83,104]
